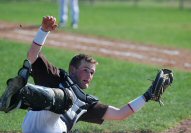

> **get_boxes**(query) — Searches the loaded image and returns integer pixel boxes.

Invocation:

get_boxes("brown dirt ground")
[0,21,191,133]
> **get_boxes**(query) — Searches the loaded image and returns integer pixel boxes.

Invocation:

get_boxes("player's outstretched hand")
[41,16,57,32]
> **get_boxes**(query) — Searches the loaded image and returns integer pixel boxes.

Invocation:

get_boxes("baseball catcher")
[0,62,173,132]
[0,16,174,133]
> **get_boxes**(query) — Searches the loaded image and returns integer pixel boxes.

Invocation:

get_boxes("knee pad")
[50,88,73,114]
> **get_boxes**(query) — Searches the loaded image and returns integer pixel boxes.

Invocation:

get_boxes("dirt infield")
[0,21,191,72]
[0,21,191,132]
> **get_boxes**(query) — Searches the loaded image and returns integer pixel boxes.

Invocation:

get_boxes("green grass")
[0,39,191,132]
[0,1,191,49]
[79,4,191,49]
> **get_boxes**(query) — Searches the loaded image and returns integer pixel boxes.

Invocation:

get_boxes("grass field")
[0,1,191,49]
[0,39,191,132]
[0,1,191,132]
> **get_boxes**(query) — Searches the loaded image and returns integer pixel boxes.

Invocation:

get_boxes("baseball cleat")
[0,76,25,113]
[72,23,78,29]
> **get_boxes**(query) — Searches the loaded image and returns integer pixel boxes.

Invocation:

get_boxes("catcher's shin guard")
[20,84,55,111]
[20,84,73,114]
[0,76,25,113]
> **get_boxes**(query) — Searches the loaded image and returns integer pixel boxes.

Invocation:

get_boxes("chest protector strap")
[59,69,98,131]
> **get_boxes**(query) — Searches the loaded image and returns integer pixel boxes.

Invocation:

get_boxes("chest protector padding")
[59,69,98,131]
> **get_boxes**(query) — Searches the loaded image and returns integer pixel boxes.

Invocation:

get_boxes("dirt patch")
[0,21,191,133]
[162,119,191,133]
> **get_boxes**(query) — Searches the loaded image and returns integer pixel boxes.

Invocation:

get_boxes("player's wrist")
[33,26,50,46]
[143,91,151,102]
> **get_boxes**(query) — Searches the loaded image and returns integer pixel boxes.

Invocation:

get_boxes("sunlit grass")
[0,40,190,132]
[0,1,191,49]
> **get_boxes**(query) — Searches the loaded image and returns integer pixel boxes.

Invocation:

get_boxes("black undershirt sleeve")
[31,53,61,88]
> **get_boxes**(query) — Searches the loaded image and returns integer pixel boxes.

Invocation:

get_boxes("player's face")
[73,60,96,89]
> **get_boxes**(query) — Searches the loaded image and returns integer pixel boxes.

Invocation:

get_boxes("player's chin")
[80,83,89,89]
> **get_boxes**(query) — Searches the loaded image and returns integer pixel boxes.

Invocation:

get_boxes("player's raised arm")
[27,16,57,64]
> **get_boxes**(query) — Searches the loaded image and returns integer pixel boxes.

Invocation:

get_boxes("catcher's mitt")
[143,69,173,105]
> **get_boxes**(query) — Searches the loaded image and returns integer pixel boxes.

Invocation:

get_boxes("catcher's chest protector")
[59,69,98,131]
